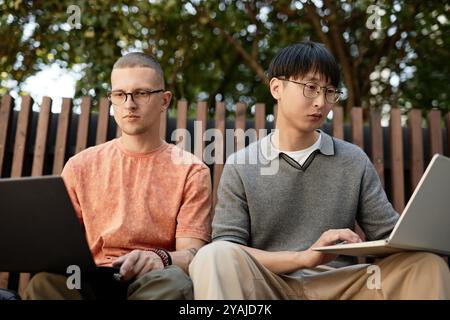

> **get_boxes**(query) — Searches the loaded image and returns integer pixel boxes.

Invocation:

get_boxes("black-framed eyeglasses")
[277,78,342,104]
[107,89,164,105]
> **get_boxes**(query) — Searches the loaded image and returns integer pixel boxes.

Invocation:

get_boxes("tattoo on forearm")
[187,248,198,258]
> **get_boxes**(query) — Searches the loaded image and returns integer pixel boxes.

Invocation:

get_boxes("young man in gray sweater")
[189,41,450,299]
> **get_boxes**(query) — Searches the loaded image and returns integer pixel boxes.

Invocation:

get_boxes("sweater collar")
[259,129,335,163]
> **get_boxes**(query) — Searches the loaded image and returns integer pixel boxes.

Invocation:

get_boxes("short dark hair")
[268,42,340,87]
[113,52,164,86]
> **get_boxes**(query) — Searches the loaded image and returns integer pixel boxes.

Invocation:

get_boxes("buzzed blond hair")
[113,52,165,88]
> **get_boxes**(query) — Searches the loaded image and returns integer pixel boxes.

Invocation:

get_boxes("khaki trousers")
[189,241,450,300]
[23,265,193,300]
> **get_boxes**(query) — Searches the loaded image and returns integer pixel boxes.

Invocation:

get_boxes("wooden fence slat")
[235,102,246,152]
[53,98,72,175]
[349,107,367,249]
[11,96,33,177]
[254,103,266,139]
[428,108,443,158]
[408,109,424,192]
[213,101,225,208]
[31,97,52,176]
[95,98,110,145]
[0,95,13,175]
[195,101,207,161]
[0,272,7,289]
[17,97,52,296]
[370,108,384,187]
[349,105,368,257]
[332,105,344,139]
[389,108,405,213]
[350,107,364,149]
[17,273,30,298]
[9,95,33,295]
[176,100,188,150]
[75,97,91,154]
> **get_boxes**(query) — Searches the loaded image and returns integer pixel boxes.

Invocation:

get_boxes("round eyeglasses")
[277,78,342,104]
[107,89,164,105]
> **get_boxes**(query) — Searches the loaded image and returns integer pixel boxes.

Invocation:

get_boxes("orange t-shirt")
[61,139,212,266]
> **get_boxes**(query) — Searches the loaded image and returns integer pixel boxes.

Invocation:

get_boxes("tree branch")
[244,2,261,62]
[303,4,334,52]
[322,0,356,108]
[361,2,421,97]
[207,18,268,84]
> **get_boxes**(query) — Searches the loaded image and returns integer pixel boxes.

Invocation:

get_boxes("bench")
[1,94,449,297]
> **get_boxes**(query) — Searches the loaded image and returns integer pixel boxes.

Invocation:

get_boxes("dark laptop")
[0,176,128,299]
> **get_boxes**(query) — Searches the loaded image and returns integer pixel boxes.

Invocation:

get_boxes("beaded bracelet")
[146,248,172,267]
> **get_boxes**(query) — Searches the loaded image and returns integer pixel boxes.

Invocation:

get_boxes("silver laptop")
[314,153,450,257]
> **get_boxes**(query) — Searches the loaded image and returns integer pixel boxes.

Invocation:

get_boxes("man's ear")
[269,77,281,100]
[160,91,172,112]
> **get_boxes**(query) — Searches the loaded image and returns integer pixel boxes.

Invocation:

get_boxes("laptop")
[0,176,127,298]
[314,153,450,257]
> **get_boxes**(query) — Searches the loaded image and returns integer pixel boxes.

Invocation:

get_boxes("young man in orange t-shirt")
[24,53,212,300]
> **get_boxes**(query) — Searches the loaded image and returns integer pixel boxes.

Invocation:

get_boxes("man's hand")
[302,228,362,268]
[112,249,164,282]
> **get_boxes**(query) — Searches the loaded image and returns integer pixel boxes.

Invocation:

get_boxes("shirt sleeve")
[61,159,84,225]
[175,166,212,242]
[357,156,400,240]
[211,161,250,245]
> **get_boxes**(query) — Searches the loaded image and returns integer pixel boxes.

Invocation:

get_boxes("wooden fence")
[0,93,450,295]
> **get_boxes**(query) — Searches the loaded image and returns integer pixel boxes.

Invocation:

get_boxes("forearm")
[238,245,311,275]
[169,248,198,274]
[170,238,206,274]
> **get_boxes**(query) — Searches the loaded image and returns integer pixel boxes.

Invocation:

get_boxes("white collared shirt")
[260,132,322,166]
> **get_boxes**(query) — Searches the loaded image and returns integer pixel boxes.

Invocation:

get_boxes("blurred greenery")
[0,0,449,118]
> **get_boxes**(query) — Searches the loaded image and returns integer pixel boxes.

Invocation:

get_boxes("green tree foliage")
[0,0,449,116]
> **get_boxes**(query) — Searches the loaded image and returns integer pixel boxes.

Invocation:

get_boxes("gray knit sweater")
[212,130,399,267]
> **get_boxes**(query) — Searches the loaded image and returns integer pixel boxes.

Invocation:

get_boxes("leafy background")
[1,0,449,119]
